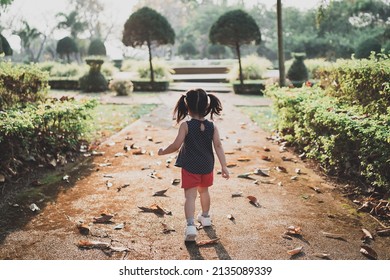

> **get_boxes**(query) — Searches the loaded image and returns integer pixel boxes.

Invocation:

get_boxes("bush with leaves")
[0,62,49,110]
[268,86,390,189]
[286,53,309,86]
[315,53,390,114]
[0,98,97,177]
[88,39,107,56]
[109,79,133,96]
[227,55,272,83]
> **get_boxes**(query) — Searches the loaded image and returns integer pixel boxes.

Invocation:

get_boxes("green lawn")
[237,105,276,133]
[87,103,157,142]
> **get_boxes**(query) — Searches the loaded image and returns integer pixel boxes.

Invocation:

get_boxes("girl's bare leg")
[197,186,210,215]
[184,187,198,224]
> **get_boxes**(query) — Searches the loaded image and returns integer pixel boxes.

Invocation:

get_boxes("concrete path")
[0,91,389,260]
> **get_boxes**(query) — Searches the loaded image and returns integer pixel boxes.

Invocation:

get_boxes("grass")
[237,105,276,133]
[86,103,157,142]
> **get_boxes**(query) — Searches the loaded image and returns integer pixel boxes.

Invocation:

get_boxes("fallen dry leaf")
[360,245,378,260]
[227,162,237,168]
[117,184,130,192]
[93,214,114,224]
[138,204,172,216]
[171,179,181,186]
[237,157,251,162]
[224,151,235,155]
[285,226,302,236]
[275,166,287,173]
[361,228,373,241]
[132,149,146,155]
[227,214,235,221]
[231,192,243,197]
[287,246,303,256]
[263,146,270,152]
[238,173,256,180]
[376,228,390,236]
[77,240,110,249]
[253,168,269,177]
[153,188,169,196]
[321,231,346,241]
[247,196,261,207]
[161,223,175,234]
[196,238,220,246]
[261,155,271,161]
[77,223,90,235]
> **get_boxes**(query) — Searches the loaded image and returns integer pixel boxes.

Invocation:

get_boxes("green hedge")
[0,62,49,110]
[269,86,390,189]
[315,54,390,114]
[0,98,97,174]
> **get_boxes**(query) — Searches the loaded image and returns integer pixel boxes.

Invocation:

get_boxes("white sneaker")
[197,213,212,227]
[185,225,197,242]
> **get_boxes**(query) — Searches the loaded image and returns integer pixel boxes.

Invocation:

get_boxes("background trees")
[209,9,261,85]
[122,7,175,82]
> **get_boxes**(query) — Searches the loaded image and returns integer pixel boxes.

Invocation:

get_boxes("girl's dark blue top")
[175,119,214,174]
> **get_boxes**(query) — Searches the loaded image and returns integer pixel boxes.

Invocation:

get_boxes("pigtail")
[173,95,188,123]
[207,93,222,119]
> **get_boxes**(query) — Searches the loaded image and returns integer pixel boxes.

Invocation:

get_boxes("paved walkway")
[0,91,389,260]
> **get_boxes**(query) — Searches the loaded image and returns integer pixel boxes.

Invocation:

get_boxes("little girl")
[158,88,229,242]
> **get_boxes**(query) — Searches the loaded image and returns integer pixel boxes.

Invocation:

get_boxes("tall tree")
[14,21,42,62]
[277,0,285,87]
[122,7,175,82]
[56,10,87,38]
[209,9,261,85]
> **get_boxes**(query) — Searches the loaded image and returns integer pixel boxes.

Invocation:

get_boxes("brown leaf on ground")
[287,246,303,256]
[360,245,378,260]
[285,225,302,236]
[376,228,390,236]
[132,149,146,155]
[361,228,373,241]
[321,231,347,241]
[237,157,251,162]
[247,196,261,207]
[224,151,235,155]
[77,240,110,249]
[138,204,172,216]
[231,192,243,197]
[253,168,270,177]
[171,179,180,186]
[153,188,169,196]
[275,166,287,173]
[227,214,235,221]
[196,238,220,246]
[227,162,237,168]
[93,214,114,224]
[161,223,175,234]
[261,155,271,161]
[77,223,90,235]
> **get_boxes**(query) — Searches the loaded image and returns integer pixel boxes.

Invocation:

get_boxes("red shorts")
[181,169,213,189]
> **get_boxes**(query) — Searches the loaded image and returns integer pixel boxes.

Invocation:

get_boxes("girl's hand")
[221,166,230,179]
[158,148,164,156]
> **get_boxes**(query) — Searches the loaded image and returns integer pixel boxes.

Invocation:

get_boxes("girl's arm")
[158,122,187,155]
[212,125,230,179]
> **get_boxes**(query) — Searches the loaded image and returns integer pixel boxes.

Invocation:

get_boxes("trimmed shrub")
[88,39,107,56]
[0,62,49,110]
[79,59,108,92]
[135,59,173,81]
[286,53,309,86]
[227,55,272,83]
[315,54,390,114]
[109,79,133,96]
[0,98,97,175]
[268,86,390,189]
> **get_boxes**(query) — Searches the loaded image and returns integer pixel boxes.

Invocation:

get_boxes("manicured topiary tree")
[209,9,261,85]
[88,38,106,56]
[122,7,175,82]
[56,36,78,63]
[0,34,13,56]
[286,53,308,87]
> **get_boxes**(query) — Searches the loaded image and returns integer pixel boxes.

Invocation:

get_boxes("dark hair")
[173,88,222,123]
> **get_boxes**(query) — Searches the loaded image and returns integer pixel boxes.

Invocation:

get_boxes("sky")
[1,0,322,58]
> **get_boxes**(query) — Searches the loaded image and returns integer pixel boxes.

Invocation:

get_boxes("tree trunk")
[236,42,244,85]
[277,0,286,87]
[147,39,154,83]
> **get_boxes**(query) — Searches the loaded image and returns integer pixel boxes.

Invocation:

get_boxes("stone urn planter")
[79,59,108,92]
[233,83,265,95]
